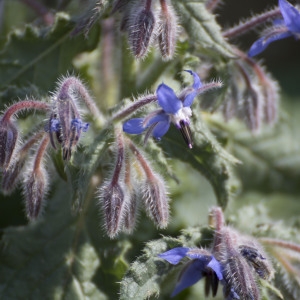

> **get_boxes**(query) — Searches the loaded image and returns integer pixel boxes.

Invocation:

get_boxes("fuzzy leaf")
[0,12,100,97]
[172,1,235,59]
[161,117,239,208]
[0,179,130,300]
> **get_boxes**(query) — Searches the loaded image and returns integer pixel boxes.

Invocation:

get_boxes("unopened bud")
[158,0,177,60]
[23,135,49,221]
[0,120,18,170]
[127,0,156,58]
[100,183,126,238]
[98,128,126,238]
[142,173,169,228]
[219,228,260,300]
[127,139,170,228]
[24,168,48,220]
[122,188,139,233]
[2,131,45,194]
[239,242,274,280]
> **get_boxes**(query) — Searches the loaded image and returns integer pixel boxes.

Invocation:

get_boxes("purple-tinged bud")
[127,0,156,59]
[218,228,260,300]
[50,76,102,160]
[157,0,178,60]
[23,135,50,221]
[239,243,274,280]
[100,182,126,238]
[127,140,169,228]
[2,131,45,194]
[98,129,127,238]
[122,156,139,233]
[55,92,81,161]
[142,174,169,228]
[0,100,49,169]
[0,120,18,170]
[236,61,263,132]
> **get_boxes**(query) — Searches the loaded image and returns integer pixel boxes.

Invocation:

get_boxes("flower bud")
[142,173,169,228]
[127,0,156,58]
[127,140,170,228]
[157,0,178,60]
[2,131,45,194]
[100,182,127,238]
[0,120,18,169]
[24,167,48,220]
[219,228,260,300]
[23,135,49,221]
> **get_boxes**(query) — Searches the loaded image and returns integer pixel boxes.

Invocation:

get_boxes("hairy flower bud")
[0,120,18,169]
[127,0,156,58]
[219,228,260,300]
[157,0,178,60]
[142,173,169,228]
[2,131,45,194]
[24,167,48,220]
[98,128,127,238]
[0,100,49,169]
[100,182,127,238]
[23,135,50,220]
[127,139,169,228]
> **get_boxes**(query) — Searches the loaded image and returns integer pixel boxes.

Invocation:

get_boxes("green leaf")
[172,1,235,59]
[161,116,239,208]
[0,12,100,96]
[0,178,130,300]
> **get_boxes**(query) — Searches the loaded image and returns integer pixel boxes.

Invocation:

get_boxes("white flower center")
[169,107,192,128]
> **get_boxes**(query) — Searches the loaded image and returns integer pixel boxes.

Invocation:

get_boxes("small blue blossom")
[123,70,202,149]
[158,247,223,297]
[248,0,300,56]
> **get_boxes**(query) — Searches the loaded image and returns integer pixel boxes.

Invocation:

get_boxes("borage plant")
[0,0,300,299]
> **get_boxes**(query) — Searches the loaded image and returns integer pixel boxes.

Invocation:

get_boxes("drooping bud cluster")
[210,207,274,299]
[215,49,279,132]
[97,128,170,238]
[159,207,274,299]
[47,76,103,160]
[113,0,178,60]
[0,76,99,221]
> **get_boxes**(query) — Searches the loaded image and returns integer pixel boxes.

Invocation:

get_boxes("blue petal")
[184,70,202,89]
[145,112,169,127]
[207,257,223,280]
[248,31,292,56]
[71,118,89,132]
[157,83,182,114]
[183,90,197,108]
[279,0,300,33]
[123,118,145,134]
[152,120,170,139]
[171,259,206,297]
[158,247,190,265]
[49,119,60,132]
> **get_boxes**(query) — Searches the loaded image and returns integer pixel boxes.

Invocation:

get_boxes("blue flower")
[158,247,223,297]
[123,70,202,149]
[248,0,300,57]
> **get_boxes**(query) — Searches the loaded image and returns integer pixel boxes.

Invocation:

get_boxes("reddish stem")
[1,101,49,123]
[223,8,281,39]
[127,139,155,181]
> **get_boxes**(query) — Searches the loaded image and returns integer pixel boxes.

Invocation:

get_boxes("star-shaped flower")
[123,70,216,149]
[158,247,223,297]
[248,0,300,57]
